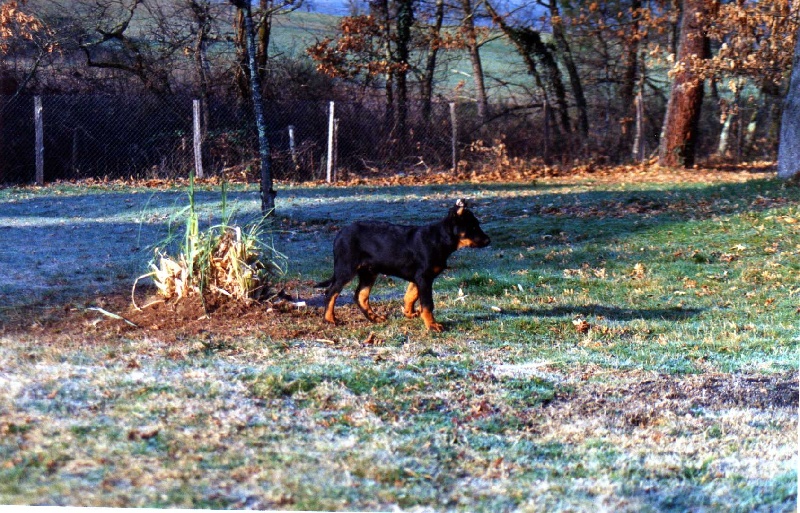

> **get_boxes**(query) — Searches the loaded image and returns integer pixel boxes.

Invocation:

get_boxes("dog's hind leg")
[355,270,386,323]
[403,282,420,318]
[323,291,340,324]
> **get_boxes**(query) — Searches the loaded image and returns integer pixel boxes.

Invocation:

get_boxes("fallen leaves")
[295,161,774,189]
[564,265,608,280]
[127,426,160,441]
[630,263,647,279]
[572,318,592,334]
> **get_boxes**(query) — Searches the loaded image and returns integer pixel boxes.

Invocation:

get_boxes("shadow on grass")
[468,304,704,323]
[0,177,795,311]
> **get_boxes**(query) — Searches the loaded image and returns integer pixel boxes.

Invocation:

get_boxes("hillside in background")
[302,0,366,16]
[271,9,530,100]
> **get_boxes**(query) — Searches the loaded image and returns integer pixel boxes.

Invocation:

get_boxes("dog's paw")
[368,313,387,323]
[426,322,444,333]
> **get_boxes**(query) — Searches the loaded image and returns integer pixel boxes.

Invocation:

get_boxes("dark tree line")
[2,0,799,176]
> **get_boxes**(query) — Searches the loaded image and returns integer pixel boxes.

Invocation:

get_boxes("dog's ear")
[455,198,467,216]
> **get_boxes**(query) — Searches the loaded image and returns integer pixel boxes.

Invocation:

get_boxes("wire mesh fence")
[1,91,770,186]
[0,93,498,185]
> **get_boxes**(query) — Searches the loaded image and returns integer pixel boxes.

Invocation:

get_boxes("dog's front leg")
[416,280,443,332]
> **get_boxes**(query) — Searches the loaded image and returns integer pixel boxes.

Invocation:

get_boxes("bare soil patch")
[6,282,381,347]
[544,371,798,430]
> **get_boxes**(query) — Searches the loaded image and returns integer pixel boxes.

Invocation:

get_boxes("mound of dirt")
[5,282,377,346]
[124,283,347,342]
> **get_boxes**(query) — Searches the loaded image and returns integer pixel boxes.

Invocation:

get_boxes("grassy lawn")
[0,173,797,511]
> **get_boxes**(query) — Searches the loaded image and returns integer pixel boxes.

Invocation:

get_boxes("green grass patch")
[0,176,796,511]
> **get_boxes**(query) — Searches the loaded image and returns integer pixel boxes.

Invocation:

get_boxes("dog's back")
[331,221,445,282]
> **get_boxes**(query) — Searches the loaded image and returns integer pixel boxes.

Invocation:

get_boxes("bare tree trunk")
[485,0,570,136]
[450,102,458,171]
[717,111,733,156]
[742,100,759,156]
[420,0,445,122]
[370,0,395,135]
[717,87,741,158]
[35,96,43,186]
[233,9,250,101]
[619,0,642,157]
[460,0,488,120]
[189,0,212,172]
[549,1,588,137]
[231,0,275,213]
[658,0,709,168]
[778,28,800,180]
[257,0,273,74]
[395,0,414,147]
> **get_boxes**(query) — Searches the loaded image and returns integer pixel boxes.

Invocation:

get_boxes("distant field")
[0,170,797,511]
[270,10,531,98]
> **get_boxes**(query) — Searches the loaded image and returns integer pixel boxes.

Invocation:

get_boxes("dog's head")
[448,199,490,249]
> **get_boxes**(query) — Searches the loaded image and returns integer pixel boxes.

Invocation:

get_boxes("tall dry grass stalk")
[134,174,286,309]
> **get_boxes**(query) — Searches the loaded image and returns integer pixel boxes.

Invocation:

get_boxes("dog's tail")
[315,277,334,289]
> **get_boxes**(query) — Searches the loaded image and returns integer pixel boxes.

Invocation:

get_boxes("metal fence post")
[450,102,457,173]
[326,101,335,183]
[543,102,550,165]
[35,96,43,186]
[193,99,204,179]
[288,125,299,174]
[632,91,645,162]
[333,118,339,182]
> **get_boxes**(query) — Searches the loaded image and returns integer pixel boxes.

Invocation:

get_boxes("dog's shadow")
[294,286,704,326]
[469,304,704,323]
[295,285,405,309]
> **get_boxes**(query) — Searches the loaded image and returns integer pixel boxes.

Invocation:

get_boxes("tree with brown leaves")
[658,0,711,168]
[307,0,434,152]
[778,25,800,180]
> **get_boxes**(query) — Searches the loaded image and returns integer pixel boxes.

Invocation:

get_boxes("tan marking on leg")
[420,307,443,332]
[357,286,386,322]
[324,292,339,324]
[403,282,419,318]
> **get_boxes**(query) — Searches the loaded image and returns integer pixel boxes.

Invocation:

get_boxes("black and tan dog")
[316,199,490,331]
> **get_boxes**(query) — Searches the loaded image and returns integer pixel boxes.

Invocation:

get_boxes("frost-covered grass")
[0,175,797,511]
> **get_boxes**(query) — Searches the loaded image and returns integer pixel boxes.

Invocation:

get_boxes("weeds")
[135,173,287,307]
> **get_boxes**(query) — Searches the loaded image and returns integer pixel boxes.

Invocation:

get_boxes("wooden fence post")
[326,101,335,183]
[193,99,204,179]
[35,96,43,186]
[450,102,457,173]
